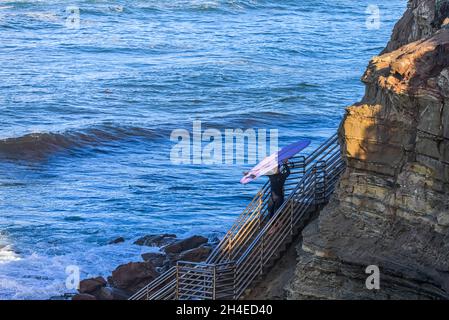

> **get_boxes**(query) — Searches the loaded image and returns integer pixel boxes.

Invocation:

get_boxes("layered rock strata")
[287,0,449,299]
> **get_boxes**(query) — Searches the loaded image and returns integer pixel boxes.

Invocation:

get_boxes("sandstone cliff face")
[287,0,449,299]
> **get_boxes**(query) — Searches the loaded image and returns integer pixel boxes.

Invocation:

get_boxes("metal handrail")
[206,157,307,264]
[234,158,342,297]
[129,133,344,300]
[128,266,177,300]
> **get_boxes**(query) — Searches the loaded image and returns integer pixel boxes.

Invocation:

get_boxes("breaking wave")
[0,124,166,161]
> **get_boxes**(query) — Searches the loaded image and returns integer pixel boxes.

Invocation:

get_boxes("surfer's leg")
[267,198,275,219]
[267,198,284,235]
[273,197,284,214]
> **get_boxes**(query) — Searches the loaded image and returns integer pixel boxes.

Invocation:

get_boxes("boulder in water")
[163,235,208,254]
[141,252,166,267]
[109,237,125,244]
[178,246,212,263]
[108,261,158,293]
[94,287,114,300]
[78,276,107,294]
[134,234,176,247]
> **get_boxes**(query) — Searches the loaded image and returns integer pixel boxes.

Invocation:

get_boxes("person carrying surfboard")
[267,159,290,219]
[240,139,310,185]
[240,138,311,223]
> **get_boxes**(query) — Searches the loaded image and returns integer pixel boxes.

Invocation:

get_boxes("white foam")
[0,245,21,264]
[0,239,149,300]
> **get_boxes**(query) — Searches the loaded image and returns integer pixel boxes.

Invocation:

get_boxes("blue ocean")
[0,0,405,299]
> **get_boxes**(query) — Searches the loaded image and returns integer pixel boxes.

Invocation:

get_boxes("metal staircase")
[129,133,345,300]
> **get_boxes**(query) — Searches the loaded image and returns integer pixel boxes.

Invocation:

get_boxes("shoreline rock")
[73,233,215,300]
[178,246,212,263]
[108,261,158,294]
[78,276,107,294]
[141,252,166,267]
[109,237,125,244]
[163,235,208,254]
[134,234,176,247]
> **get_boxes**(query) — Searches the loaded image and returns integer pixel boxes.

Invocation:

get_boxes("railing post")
[146,284,149,300]
[323,161,327,200]
[316,160,326,205]
[212,264,216,300]
[290,200,294,236]
[232,262,236,300]
[175,263,180,300]
[228,237,232,261]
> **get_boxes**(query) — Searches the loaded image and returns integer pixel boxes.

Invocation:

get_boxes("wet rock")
[72,293,97,300]
[79,234,213,298]
[108,261,158,293]
[109,237,125,244]
[134,234,176,247]
[79,276,107,294]
[93,287,114,300]
[141,252,166,267]
[163,235,208,254]
[178,246,212,263]
[208,235,221,246]
[109,287,131,300]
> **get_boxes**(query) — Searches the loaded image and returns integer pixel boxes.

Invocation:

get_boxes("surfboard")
[240,139,311,184]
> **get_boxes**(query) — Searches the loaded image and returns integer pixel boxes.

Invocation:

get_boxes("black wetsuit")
[267,164,290,219]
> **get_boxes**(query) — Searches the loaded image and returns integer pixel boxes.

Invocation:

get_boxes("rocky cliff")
[287,0,449,299]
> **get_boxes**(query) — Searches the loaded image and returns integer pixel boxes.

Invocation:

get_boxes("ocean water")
[0,0,405,299]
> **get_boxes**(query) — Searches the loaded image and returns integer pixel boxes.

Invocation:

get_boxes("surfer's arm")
[282,163,290,177]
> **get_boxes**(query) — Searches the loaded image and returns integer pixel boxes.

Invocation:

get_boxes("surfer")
[267,159,290,219]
